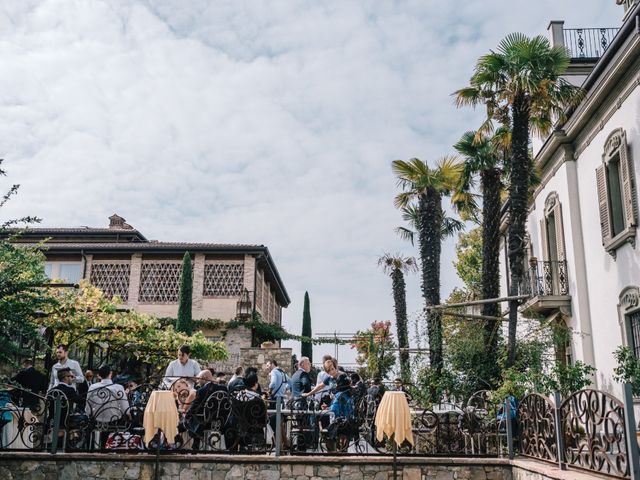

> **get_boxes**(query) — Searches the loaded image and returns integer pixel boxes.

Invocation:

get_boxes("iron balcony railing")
[520,260,569,297]
[563,28,619,60]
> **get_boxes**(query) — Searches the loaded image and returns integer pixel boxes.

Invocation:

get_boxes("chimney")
[109,214,128,229]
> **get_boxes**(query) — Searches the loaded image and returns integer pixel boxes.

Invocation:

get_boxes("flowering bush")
[351,320,396,380]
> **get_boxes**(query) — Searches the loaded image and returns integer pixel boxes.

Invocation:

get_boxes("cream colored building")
[499,1,640,406]
[16,214,290,355]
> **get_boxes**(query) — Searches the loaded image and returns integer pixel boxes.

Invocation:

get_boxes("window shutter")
[540,218,549,261]
[553,202,566,261]
[596,165,612,245]
[619,134,637,228]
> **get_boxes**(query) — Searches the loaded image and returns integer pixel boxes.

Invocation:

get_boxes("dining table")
[143,390,179,446]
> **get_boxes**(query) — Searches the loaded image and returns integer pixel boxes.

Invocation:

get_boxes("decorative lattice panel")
[90,263,131,301]
[139,262,182,303]
[203,263,244,297]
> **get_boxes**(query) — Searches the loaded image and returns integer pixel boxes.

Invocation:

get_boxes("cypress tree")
[301,291,313,362]
[176,252,193,335]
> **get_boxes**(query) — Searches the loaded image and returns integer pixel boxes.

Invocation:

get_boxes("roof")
[6,225,290,306]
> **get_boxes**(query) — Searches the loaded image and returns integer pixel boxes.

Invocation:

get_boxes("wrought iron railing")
[518,388,638,479]
[520,260,569,297]
[563,28,619,60]
[2,379,638,479]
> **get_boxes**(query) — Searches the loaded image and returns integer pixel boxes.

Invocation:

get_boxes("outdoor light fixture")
[236,288,252,320]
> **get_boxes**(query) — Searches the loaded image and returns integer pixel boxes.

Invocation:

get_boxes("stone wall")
[0,453,604,480]
[239,347,293,387]
[0,454,512,480]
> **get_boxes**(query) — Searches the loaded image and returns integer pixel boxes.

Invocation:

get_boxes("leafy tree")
[0,160,52,368]
[393,156,464,376]
[352,321,396,380]
[613,346,640,396]
[378,253,417,383]
[455,34,583,366]
[453,228,483,296]
[300,291,313,362]
[39,281,226,373]
[176,252,193,335]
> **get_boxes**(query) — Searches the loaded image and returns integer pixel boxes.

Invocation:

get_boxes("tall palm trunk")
[506,92,531,367]
[420,190,443,375]
[480,167,502,385]
[391,267,410,383]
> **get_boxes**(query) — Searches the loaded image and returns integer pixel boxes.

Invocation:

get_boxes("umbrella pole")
[393,434,397,480]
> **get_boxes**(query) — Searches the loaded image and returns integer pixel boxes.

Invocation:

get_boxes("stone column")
[192,253,205,310]
[128,253,142,306]
[83,254,93,280]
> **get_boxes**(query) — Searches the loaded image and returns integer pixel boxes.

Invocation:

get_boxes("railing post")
[275,396,282,458]
[552,391,566,470]
[622,383,640,480]
[50,396,62,454]
[505,397,514,459]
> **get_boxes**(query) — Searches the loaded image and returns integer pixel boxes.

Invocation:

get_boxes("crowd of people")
[5,343,406,450]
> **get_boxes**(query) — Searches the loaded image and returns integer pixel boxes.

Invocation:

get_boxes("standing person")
[314,354,333,402]
[48,345,84,391]
[290,357,312,399]
[265,359,289,405]
[302,358,339,400]
[163,345,201,387]
[11,359,48,409]
[367,377,386,402]
[77,370,94,397]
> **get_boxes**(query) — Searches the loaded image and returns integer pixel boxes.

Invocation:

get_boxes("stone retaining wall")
[0,453,609,480]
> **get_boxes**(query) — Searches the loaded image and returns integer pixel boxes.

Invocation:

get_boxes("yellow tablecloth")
[143,390,179,445]
[374,391,414,446]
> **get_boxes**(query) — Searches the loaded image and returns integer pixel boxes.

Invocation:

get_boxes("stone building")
[499,0,640,408]
[14,214,290,359]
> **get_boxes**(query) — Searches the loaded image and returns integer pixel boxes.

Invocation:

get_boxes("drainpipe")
[564,147,597,384]
[81,249,88,279]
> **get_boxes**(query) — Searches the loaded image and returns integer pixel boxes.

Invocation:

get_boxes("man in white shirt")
[85,364,129,423]
[163,345,201,387]
[48,344,85,391]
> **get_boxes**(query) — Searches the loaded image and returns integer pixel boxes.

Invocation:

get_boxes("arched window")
[618,286,640,360]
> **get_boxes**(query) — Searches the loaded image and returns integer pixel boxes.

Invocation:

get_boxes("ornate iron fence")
[2,379,638,480]
[521,260,569,297]
[518,388,638,479]
[563,28,619,60]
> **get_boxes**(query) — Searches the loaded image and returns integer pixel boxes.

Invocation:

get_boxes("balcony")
[519,260,572,316]
[563,27,619,61]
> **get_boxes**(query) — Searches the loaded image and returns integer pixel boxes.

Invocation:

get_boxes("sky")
[0,1,623,364]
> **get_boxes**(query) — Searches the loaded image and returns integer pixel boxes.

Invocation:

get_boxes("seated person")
[172,378,194,413]
[85,364,129,424]
[235,373,261,401]
[49,368,82,417]
[329,374,354,419]
[367,377,386,402]
[181,370,228,449]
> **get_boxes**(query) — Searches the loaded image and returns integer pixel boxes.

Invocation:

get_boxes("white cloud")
[0,0,622,364]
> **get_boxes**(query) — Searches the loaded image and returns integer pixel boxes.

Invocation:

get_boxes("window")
[618,286,640,360]
[139,262,182,303]
[597,128,638,257]
[538,193,568,296]
[630,310,640,359]
[203,263,244,297]
[90,262,131,301]
[44,262,82,283]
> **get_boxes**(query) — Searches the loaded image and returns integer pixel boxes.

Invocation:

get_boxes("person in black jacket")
[181,370,227,449]
[11,359,48,409]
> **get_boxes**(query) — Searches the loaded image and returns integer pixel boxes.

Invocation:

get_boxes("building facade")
[500,1,640,402]
[15,214,290,356]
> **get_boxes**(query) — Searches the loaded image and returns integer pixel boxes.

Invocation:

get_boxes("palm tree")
[378,253,418,384]
[454,33,582,366]
[453,130,506,386]
[393,156,464,375]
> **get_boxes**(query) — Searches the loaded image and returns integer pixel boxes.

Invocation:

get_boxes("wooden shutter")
[596,165,612,245]
[619,133,637,228]
[540,218,549,261]
[553,201,566,261]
